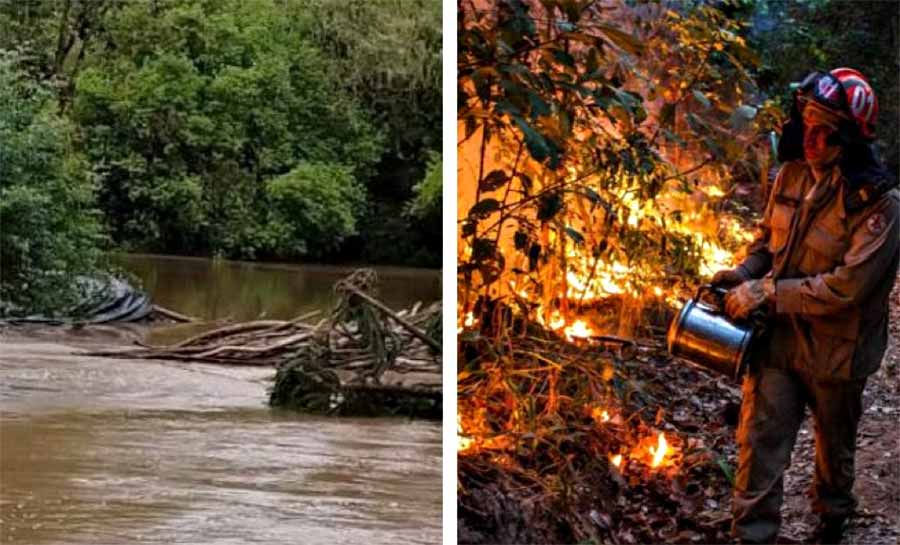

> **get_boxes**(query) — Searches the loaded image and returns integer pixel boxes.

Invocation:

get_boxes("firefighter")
[711,68,899,544]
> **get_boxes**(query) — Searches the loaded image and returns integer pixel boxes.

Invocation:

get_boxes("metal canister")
[667,285,754,381]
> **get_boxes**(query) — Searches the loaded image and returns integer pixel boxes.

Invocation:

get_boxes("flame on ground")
[591,407,611,424]
[649,432,669,468]
[564,319,593,341]
[610,454,623,468]
[458,414,473,452]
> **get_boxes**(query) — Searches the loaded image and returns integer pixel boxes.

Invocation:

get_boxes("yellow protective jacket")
[738,160,900,379]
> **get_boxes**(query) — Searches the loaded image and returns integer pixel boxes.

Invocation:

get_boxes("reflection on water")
[116,254,441,321]
[0,252,442,545]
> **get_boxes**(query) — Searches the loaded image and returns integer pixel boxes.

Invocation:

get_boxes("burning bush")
[457,1,777,542]
[458,0,780,334]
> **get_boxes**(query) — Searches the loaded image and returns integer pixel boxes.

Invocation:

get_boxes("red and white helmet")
[797,68,878,139]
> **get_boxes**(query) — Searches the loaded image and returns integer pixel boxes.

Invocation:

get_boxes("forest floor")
[458,275,900,544]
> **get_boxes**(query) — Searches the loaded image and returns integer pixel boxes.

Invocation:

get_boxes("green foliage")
[0,53,104,314]
[70,0,384,257]
[292,0,444,267]
[297,0,442,161]
[267,162,365,259]
[407,153,443,219]
[0,0,441,279]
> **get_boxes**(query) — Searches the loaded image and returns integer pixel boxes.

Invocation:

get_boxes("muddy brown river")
[0,256,442,544]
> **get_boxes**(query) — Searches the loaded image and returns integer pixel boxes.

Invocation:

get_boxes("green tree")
[0,53,104,314]
[72,0,384,258]
[295,0,443,266]
[457,0,768,321]
[267,162,366,259]
[1,0,442,268]
[408,152,443,220]
[298,0,442,161]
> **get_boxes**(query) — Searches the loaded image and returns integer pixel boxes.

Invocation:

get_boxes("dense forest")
[0,0,441,315]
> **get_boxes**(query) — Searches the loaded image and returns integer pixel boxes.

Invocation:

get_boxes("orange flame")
[458,415,473,452]
[591,407,611,423]
[610,454,623,468]
[548,311,566,331]
[649,432,669,468]
[564,319,593,341]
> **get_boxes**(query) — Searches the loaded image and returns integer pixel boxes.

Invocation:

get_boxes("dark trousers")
[731,366,866,543]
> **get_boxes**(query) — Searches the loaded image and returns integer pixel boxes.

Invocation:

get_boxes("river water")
[0,256,442,544]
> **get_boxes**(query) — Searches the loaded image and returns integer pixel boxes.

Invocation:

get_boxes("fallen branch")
[151,304,195,323]
[340,286,442,353]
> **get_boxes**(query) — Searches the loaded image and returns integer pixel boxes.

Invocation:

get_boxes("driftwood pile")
[83,310,326,365]
[85,269,442,418]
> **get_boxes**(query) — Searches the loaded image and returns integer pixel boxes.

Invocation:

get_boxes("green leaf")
[528,243,541,271]
[730,104,757,130]
[537,192,563,221]
[527,90,551,119]
[472,238,497,261]
[659,102,676,128]
[481,170,509,191]
[468,198,500,218]
[716,456,735,486]
[579,186,604,205]
[514,230,528,250]
[550,48,576,68]
[692,89,711,110]
[512,116,552,165]
[495,100,522,117]
[517,173,533,194]
[555,20,577,33]
[565,226,584,245]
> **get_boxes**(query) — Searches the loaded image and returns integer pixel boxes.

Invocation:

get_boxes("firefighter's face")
[802,106,841,168]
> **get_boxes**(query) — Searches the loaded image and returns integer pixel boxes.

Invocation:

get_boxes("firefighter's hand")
[711,268,749,289]
[725,279,775,320]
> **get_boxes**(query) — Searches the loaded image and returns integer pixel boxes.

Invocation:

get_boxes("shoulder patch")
[866,213,886,235]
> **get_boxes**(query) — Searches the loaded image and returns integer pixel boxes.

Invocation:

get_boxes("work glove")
[725,278,775,320]
[711,267,750,289]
